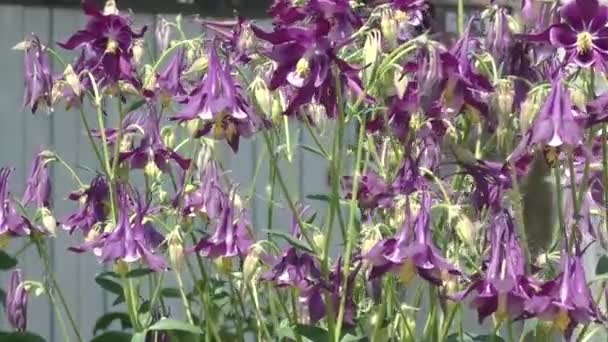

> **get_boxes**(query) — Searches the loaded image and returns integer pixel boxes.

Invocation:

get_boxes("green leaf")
[264,230,314,254]
[340,333,366,342]
[148,318,203,335]
[300,145,328,159]
[125,99,146,114]
[95,274,123,295]
[294,324,329,341]
[0,331,46,342]
[130,332,146,342]
[161,287,181,298]
[93,312,132,335]
[0,251,17,270]
[596,255,608,275]
[90,331,132,342]
[306,194,333,202]
[126,268,154,278]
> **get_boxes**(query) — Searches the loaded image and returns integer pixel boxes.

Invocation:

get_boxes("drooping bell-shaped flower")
[181,159,225,221]
[118,106,190,172]
[192,192,253,259]
[307,0,363,40]
[513,76,585,161]
[171,42,261,152]
[453,212,534,323]
[391,153,425,195]
[58,1,146,85]
[200,16,256,63]
[63,175,110,235]
[155,16,171,53]
[22,150,52,208]
[70,187,167,272]
[5,269,27,332]
[0,169,31,237]
[365,191,460,285]
[523,0,608,69]
[459,160,513,215]
[526,251,602,339]
[155,47,187,100]
[342,170,394,211]
[20,34,53,114]
[486,7,513,65]
[252,18,369,117]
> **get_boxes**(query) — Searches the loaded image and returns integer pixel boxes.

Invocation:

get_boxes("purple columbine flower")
[58,1,146,85]
[459,160,513,216]
[117,106,190,172]
[63,175,109,235]
[526,251,602,339]
[252,18,369,116]
[70,187,167,272]
[21,35,53,114]
[5,269,27,332]
[155,47,187,102]
[22,150,52,209]
[192,192,253,259]
[513,76,585,161]
[366,84,417,141]
[391,153,425,195]
[524,0,608,69]
[343,170,394,211]
[307,0,363,40]
[0,169,31,237]
[181,159,226,221]
[453,212,534,323]
[200,16,256,63]
[171,43,261,152]
[486,7,513,65]
[365,191,460,285]
[155,16,171,53]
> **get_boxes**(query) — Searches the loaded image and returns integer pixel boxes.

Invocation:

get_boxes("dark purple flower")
[0,169,31,237]
[181,159,225,220]
[155,47,187,101]
[391,154,425,195]
[70,187,167,272]
[366,84,417,141]
[512,76,585,161]
[252,19,370,117]
[200,17,256,63]
[118,106,190,172]
[171,43,261,152]
[453,212,533,323]
[486,8,513,64]
[63,175,109,235]
[58,1,146,84]
[526,252,602,339]
[365,191,460,285]
[585,91,608,126]
[307,0,363,40]
[343,170,394,211]
[193,193,253,259]
[22,150,52,208]
[5,269,27,331]
[21,35,53,114]
[268,0,308,26]
[523,0,608,68]
[459,160,513,215]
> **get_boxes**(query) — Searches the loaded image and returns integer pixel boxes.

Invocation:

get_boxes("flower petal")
[549,24,578,47]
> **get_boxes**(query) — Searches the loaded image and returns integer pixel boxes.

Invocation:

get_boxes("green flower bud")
[40,208,56,236]
[114,260,129,277]
[380,10,398,50]
[214,256,232,274]
[168,234,185,273]
[455,213,476,247]
[185,55,209,75]
[160,126,175,149]
[253,78,273,116]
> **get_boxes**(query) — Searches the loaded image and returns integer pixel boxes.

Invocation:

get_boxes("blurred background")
[0,0,497,341]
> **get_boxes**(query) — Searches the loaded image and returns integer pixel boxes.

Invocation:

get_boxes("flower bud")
[114,260,129,277]
[132,39,144,66]
[168,235,185,273]
[185,55,209,75]
[253,81,273,116]
[160,126,175,148]
[40,208,56,236]
[242,250,260,283]
[570,86,587,110]
[381,10,398,49]
[271,99,284,125]
[0,235,11,249]
[185,119,201,137]
[312,231,325,251]
[64,65,81,96]
[492,79,514,118]
[118,81,140,96]
[145,161,161,179]
[103,0,118,15]
[455,213,476,247]
[363,30,381,82]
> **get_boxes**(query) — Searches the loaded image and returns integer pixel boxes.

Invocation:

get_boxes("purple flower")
[193,193,253,259]
[513,76,584,160]
[63,175,109,235]
[155,47,187,101]
[366,85,417,141]
[459,160,513,215]
[181,159,225,220]
[0,169,31,237]
[5,269,27,331]
[21,35,53,114]
[118,106,190,172]
[171,43,261,152]
[365,191,459,285]
[391,154,425,195]
[252,19,369,116]
[155,17,171,53]
[453,212,534,323]
[200,17,256,63]
[22,150,52,208]
[486,8,513,64]
[343,170,394,211]
[307,0,363,40]
[70,187,167,272]
[58,1,146,84]
[526,252,602,339]
[524,0,608,68]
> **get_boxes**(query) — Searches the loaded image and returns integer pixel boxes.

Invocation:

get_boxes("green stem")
[371,291,386,342]
[52,153,85,187]
[36,240,83,342]
[175,268,194,324]
[303,116,329,158]
[47,284,72,342]
[509,163,531,271]
[121,269,142,331]
[554,166,568,251]
[440,303,460,341]
[78,106,106,176]
[334,118,367,340]
[457,0,465,35]
[603,125,608,237]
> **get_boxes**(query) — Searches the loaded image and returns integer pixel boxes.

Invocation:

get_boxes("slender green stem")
[303,116,329,158]
[78,106,106,175]
[567,151,579,214]
[603,125,608,236]
[509,164,531,270]
[290,288,303,342]
[52,153,85,187]
[440,303,460,341]
[334,118,367,340]
[185,256,221,341]
[36,240,83,342]
[47,284,72,342]
[457,0,465,35]
[121,269,142,331]
[175,268,194,324]
[371,291,386,342]
[554,166,568,251]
